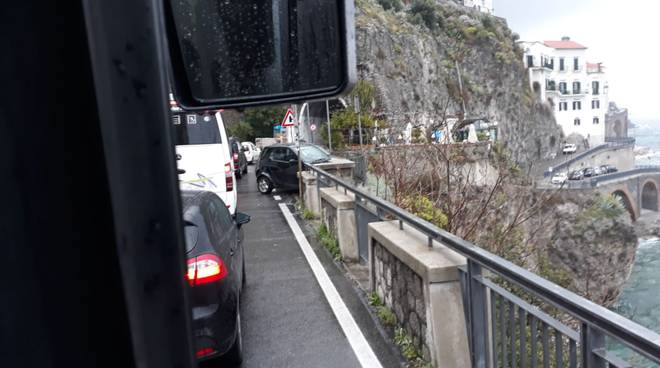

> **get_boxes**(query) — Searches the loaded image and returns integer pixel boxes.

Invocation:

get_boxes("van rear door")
[173,113,230,203]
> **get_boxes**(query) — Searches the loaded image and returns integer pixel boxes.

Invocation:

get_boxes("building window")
[592,81,600,95]
[593,117,600,124]
[559,82,567,94]
[527,55,534,68]
[573,101,582,110]
[546,80,556,90]
[592,100,600,109]
[574,118,581,126]
[559,102,568,111]
[559,58,565,71]
[574,57,579,71]
[572,81,581,94]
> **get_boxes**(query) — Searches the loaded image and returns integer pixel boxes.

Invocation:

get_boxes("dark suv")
[229,137,248,178]
[255,143,330,194]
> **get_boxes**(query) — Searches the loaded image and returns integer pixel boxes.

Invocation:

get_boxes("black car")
[601,164,618,174]
[182,191,251,366]
[568,170,584,180]
[582,167,596,177]
[255,143,330,194]
[229,137,248,178]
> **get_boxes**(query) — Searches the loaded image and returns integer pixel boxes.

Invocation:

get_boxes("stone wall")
[373,241,430,361]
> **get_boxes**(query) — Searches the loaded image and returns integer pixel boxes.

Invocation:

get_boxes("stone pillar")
[301,171,320,216]
[368,220,471,367]
[320,187,359,262]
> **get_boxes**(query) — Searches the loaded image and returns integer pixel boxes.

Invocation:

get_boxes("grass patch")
[317,224,342,261]
[302,207,316,220]
[394,328,432,367]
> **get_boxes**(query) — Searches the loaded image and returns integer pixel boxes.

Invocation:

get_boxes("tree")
[239,105,288,140]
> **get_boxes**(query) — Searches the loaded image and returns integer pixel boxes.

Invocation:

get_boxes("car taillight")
[195,347,216,358]
[186,254,227,286]
[233,152,239,162]
[225,163,233,191]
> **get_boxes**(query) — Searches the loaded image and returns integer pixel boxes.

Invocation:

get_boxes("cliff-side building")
[463,0,493,14]
[520,37,609,146]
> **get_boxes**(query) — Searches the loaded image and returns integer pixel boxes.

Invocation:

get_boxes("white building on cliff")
[463,0,493,14]
[520,37,609,146]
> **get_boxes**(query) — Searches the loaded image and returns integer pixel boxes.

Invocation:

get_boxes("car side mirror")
[236,212,251,227]
[165,0,356,109]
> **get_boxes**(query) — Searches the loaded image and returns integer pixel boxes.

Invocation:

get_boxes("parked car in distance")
[601,164,618,174]
[562,144,578,154]
[582,167,596,178]
[551,172,568,185]
[181,190,250,366]
[229,137,248,178]
[256,143,331,194]
[173,109,238,215]
[593,166,604,176]
[241,141,261,164]
[568,170,584,181]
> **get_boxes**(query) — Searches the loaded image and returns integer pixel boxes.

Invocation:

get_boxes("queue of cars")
[171,106,269,366]
[551,164,618,184]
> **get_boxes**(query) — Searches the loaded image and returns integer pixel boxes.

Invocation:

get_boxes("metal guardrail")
[307,163,660,368]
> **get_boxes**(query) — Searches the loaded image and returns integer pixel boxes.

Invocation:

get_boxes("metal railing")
[307,163,660,368]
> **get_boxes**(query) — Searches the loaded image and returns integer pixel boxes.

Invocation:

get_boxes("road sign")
[310,124,317,132]
[281,108,297,127]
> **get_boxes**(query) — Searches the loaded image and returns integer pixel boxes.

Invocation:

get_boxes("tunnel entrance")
[642,181,659,211]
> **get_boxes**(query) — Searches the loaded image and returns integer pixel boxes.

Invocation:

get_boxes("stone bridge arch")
[642,179,659,211]
[612,189,636,221]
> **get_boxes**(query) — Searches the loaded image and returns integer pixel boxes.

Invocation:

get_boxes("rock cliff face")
[355,0,563,166]
[548,201,638,306]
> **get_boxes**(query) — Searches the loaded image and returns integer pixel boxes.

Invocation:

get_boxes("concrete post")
[301,171,320,216]
[368,221,471,367]
[320,187,359,262]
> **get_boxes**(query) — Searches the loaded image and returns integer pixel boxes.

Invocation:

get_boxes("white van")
[172,109,238,215]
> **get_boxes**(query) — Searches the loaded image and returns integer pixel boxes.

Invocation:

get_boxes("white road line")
[279,203,383,368]
[273,195,282,201]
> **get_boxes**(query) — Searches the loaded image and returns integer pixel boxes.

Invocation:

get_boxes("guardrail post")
[468,260,488,368]
[581,323,606,368]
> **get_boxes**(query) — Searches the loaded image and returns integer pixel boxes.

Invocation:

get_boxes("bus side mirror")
[165,0,356,110]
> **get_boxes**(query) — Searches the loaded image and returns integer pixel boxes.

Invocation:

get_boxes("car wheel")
[223,308,243,366]
[257,176,273,194]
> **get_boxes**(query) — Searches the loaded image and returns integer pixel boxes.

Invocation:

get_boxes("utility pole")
[354,95,363,150]
[295,104,304,206]
[326,99,332,152]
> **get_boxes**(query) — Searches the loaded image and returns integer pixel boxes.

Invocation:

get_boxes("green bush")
[584,195,626,220]
[407,0,441,31]
[378,0,402,11]
[400,195,448,229]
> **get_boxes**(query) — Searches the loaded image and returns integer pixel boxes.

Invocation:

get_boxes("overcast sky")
[495,0,659,121]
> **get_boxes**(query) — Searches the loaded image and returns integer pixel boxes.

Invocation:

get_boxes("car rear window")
[173,113,221,145]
